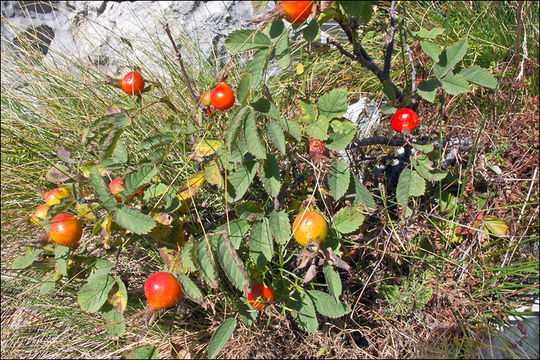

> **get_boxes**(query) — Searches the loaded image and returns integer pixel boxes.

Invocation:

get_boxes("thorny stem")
[164,23,199,106]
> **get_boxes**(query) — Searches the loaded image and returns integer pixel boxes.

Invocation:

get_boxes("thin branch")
[383,1,397,77]
[164,23,199,106]
[401,5,416,93]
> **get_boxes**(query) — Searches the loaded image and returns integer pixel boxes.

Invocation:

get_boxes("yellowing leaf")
[76,202,97,222]
[204,160,224,189]
[101,214,113,249]
[483,216,509,237]
[177,172,205,201]
[107,284,127,314]
[296,63,305,75]
[193,139,224,158]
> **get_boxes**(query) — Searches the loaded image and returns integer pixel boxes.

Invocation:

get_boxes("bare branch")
[383,1,397,77]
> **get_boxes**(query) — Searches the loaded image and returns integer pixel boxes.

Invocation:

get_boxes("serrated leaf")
[204,160,224,189]
[237,296,259,325]
[250,218,273,267]
[413,27,444,39]
[102,303,125,337]
[266,120,286,154]
[261,154,281,198]
[227,106,249,150]
[215,219,250,250]
[396,169,426,209]
[246,48,270,89]
[483,216,509,237]
[114,205,156,235]
[193,139,224,158]
[288,290,318,333]
[217,234,249,292]
[323,264,342,301]
[417,78,441,103]
[306,116,329,140]
[413,144,435,153]
[434,38,468,79]
[180,240,196,273]
[439,72,470,96]
[207,318,237,358]
[421,40,442,62]
[235,201,262,220]
[328,158,350,200]
[100,128,123,160]
[338,0,372,22]
[412,154,448,181]
[226,153,259,202]
[120,166,158,199]
[88,167,117,211]
[88,258,113,282]
[39,275,56,295]
[136,134,174,152]
[177,274,206,307]
[126,345,157,360]
[108,276,128,314]
[251,97,281,121]
[237,73,252,106]
[243,109,266,160]
[325,121,357,151]
[333,206,365,234]
[279,116,302,141]
[11,248,44,270]
[303,19,320,42]
[275,31,291,69]
[54,245,69,276]
[354,176,376,212]
[318,88,348,121]
[309,290,351,318]
[225,30,271,53]
[195,237,218,288]
[460,65,497,89]
[300,99,318,123]
[78,274,115,313]
[269,210,291,245]
[46,163,71,183]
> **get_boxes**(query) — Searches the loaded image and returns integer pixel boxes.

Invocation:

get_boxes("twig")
[401,5,416,94]
[164,23,199,105]
[382,1,397,77]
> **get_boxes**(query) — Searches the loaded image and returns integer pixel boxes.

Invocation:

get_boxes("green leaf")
[416,78,440,103]
[237,296,259,325]
[100,128,123,160]
[460,65,497,89]
[303,19,320,42]
[177,274,205,305]
[207,318,237,358]
[54,245,69,276]
[120,166,157,199]
[411,154,448,181]
[323,264,342,301]
[265,19,285,39]
[269,210,291,245]
[275,31,291,69]
[340,0,372,22]
[318,88,348,121]
[251,97,281,121]
[88,258,113,282]
[439,72,470,96]
[354,176,376,212]
[325,121,357,151]
[260,154,281,198]
[237,73,252,106]
[483,216,509,237]
[78,274,115,313]
[332,206,365,234]
[180,241,196,273]
[251,0,268,15]
[136,134,174,152]
[288,290,318,333]
[127,345,157,359]
[225,30,271,53]
[226,153,259,202]
[327,158,350,200]
[243,108,266,159]
[421,40,442,62]
[434,38,468,79]
[309,290,351,318]
[250,218,273,267]
[11,248,44,270]
[114,205,156,235]
[88,167,117,211]
[246,48,270,89]
[306,116,329,140]
[266,120,286,155]
[396,169,426,208]
[217,234,249,292]
[102,303,125,337]
[300,99,318,123]
[279,116,302,141]
[195,237,218,288]
[234,201,262,220]
[382,79,396,102]
[215,219,250,250]
[227,106,249,151]
[39,274,56,295]
[413,27,444,39]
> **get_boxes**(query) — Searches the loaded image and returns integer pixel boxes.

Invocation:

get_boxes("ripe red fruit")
[210,82,235,110]
[281,1,312,25]
[121,71,145,95]
[292,210,328,247]
[247,283,274,310]
[144,272,183,310]
[44,186,70,206]
[49,213,83,248]
[391,108,418,133]
[108,177,124,195]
